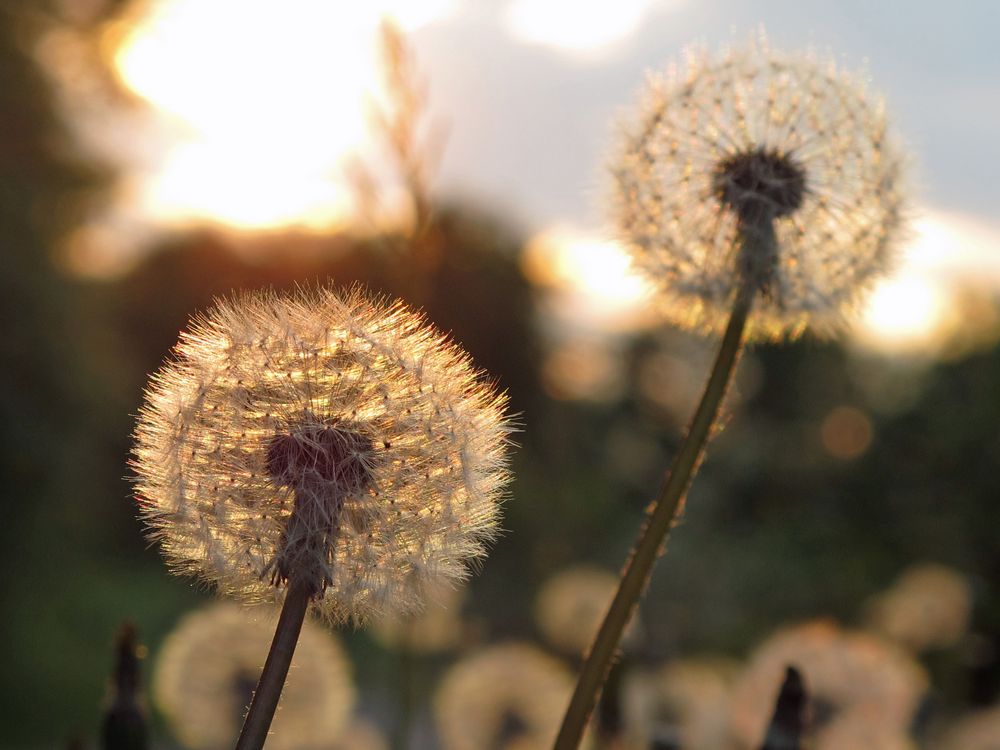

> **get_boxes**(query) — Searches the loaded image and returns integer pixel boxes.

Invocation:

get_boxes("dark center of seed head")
[712,147,806,223]
[265,424,375,495]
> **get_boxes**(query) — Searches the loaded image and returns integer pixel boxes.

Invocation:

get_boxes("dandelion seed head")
[534,566,635,657]
[728,620,927,747]
[622,658,738,750]
[611,33,907,340]
[433,642,587,750]
[153,602,354,750]
[132,287,513,625]
[329,718,390,750]
[864,563,972,652]
[371,580,467,653]
[939,706,1000,750]
[816,715,917,750]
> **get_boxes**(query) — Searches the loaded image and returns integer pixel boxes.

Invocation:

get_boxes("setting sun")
[521,225,653,330]
[855,212,1000,357]
[110,0,454,230]
[505,0,661,55]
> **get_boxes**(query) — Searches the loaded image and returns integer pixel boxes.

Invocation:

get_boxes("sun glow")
[523,213,1000,358]
[521,225,653,331]
[110,0,455,230]
[861,277,947,344]
[855,211,1000,357]
[504,0,670,55]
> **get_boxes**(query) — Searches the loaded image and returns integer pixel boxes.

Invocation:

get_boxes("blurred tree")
[0,1,164,743]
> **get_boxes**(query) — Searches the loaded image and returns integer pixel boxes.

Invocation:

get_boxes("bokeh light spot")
[820,406,873,460]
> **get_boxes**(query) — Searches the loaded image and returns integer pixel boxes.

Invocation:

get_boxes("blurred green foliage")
[3,2,1000,747]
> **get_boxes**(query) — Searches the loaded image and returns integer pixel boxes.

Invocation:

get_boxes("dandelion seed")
[611,32,906,339]
[154,602,355,750]
[132,286,512,625]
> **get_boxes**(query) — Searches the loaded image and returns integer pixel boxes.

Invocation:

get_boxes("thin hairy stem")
[554,277,756,750]
[235,578,311,750]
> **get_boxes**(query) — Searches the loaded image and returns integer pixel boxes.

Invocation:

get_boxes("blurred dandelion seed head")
[534,566,633,656]
[371,580,467,653]
[611,33,906,340]
[132,287,513,624]
[434,642,582,750]
[154,602,354,750]
[864,563,973,652]
[728,620,928,747]
[939,705,1000,750]
[328,718,391,750]
[622,658,739,750]
[816,715,917,750]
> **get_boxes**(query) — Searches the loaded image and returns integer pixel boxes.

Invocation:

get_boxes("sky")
[413,1,1000,225]
[45,0,1000,357]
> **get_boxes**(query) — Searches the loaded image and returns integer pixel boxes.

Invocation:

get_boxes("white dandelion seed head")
[153,602,355,750]
[132,286,514,625]
[611,32,907,340]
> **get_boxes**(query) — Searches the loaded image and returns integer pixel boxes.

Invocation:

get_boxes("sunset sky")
[57,0,1000,355]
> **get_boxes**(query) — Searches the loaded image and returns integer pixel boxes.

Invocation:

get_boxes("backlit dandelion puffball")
[133,288,512,624]
[154,602,354,750]
[612,34,906,339]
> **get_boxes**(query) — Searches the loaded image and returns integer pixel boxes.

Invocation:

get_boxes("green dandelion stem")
[235,578,311,750]
[554,274,755,750]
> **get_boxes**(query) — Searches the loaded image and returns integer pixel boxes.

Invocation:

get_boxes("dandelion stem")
[554,277,755,750]
[235,578,311,750]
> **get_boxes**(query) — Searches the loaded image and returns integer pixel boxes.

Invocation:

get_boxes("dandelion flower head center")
[266,419,379,594]
[713,146,806,224]
[497,710,530,746]
[265,420,376,495]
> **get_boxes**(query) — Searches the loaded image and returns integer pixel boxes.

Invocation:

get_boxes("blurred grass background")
[3,1,1000,747]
